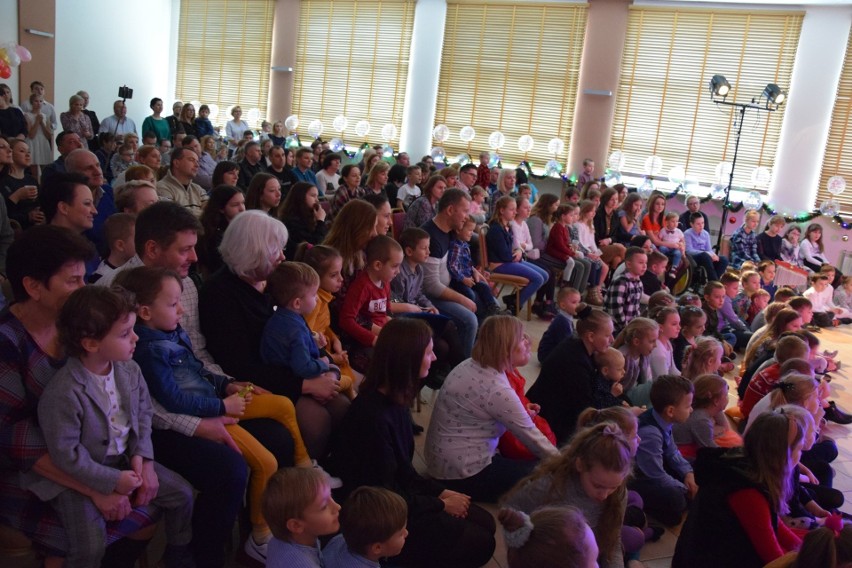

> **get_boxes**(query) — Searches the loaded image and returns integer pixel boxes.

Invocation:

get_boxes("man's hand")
[92,493,132,522]
[134,460,159,506]
[684,472,699,499]
[195,416,241,454]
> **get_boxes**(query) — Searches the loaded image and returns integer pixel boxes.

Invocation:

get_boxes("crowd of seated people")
[3,86,852,568]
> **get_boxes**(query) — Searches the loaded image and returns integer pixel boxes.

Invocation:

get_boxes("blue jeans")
[431,297,478,359]
[658,246,683,269]
[492,261,547,306]
[450,280,498,322]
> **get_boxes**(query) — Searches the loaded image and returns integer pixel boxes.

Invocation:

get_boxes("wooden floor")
[5,321,852,568]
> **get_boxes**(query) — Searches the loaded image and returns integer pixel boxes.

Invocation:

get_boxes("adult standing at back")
[420,188,479,358]
[59,94,93,149]
[99,100,138,137]
[77,91,100,150]
[225,106,249,155]
[19,81,58,131]
[157,147,208,217]
[141,98,171,145]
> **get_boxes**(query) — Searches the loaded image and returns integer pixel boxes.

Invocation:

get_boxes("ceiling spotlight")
[710,74,730,99]
[762,83,787,107]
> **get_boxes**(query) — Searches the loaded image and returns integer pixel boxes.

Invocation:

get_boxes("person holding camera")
[99,99,137,137]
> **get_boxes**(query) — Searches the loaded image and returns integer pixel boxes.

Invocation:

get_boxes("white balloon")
[307,120,324,139]
[517,135,535,153]
[432,124,450,143]
[668,166,686,185]
[333,115,348,133]
[488,131,505,150]
[545,159,562,176]
[743,191,763,209]
[329,138,345,152]
[381,124,398,142]
[459,126,476,143]
[190,100,202,112]
[608,151,626,172]
[547,138,565,156]
[284,115,299,131]
[247,108,261,124]
[355,120,371,137]
[430,147,445,162]
[643,155,663,176]
[827,176,847,196]
[715,161,732,183]
[820,199,840,217]
[455,153,471,166]
[207,104,220,120]
[750,166,772,188]
[638,177,654,198]
[710,183,727,200]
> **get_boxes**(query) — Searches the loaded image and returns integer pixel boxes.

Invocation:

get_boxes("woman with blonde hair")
[361,148,379,179]
[363,160,390,196]
[425,315,559,502]
[503,422,633,568]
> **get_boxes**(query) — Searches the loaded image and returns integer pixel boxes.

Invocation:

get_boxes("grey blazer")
[25,357,155,501]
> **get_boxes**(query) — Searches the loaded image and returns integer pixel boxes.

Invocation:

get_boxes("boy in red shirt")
[340,235,403,357]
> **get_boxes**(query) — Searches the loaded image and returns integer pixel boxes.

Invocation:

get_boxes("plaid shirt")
[605,272,644,332]
[447,238,474,282]
[730,226,760,267]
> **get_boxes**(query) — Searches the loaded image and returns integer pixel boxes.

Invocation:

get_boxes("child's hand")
[116,470,143,495]
[462,277,475,287]
[526,402,540,418]
[330,350,348,366]
[611,383,624,397]
[313,331,328,350]
[224,392,247,416]
[332,338,344,355]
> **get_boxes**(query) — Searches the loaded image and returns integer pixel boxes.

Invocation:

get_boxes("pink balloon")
[15,45,31,63]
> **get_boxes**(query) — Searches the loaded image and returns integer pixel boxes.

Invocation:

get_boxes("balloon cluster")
[0,43,31,79]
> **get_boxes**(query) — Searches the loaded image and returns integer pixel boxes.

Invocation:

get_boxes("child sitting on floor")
[613,317,659,407]
[497,367,558,461]
[324,487,409,568]
[672,305,707,375]
[30,286,194,568]
[740,336,810,418]
[499,507,599,568]
[632,374,697,527]
[649,306,682,377]
[673,374,742,461]
[263,468,341,568]
[537,287,582,363]
[758,260,778,301]
[681,336,724,382]
[733,270,760,321]
[805,273,852,327]
[747,289,771,327]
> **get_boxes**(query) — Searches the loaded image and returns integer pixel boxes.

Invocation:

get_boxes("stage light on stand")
[709,75,730,99]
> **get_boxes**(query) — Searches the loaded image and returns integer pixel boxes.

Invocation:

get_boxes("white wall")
[54,0,176,132]
[0,0,19,101]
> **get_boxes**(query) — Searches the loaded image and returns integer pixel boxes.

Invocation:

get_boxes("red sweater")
[727,488,801,563]
[545,222,575,262]
[340,271,390,347]
[741,363,780,418]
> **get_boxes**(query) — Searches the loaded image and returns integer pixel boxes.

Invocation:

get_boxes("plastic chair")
[478,226,532,321]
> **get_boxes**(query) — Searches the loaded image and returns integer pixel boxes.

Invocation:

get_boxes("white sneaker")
[312,460,343,489]
[244,535,268,563]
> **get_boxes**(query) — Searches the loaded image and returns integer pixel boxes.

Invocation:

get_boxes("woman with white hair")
[199,210,349,459]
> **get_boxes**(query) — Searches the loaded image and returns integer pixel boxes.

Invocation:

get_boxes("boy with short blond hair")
[658,211,685,279]
[396,165,423,209]
[263,468,341,568]
[324,487,409,567]
[448,216,499,321]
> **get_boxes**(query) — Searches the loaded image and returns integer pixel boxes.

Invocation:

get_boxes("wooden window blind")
[292,0,415,142]
[435,1,587,171]
[175,0,275,130]
[816,33,852,214]
[610,7,802,191]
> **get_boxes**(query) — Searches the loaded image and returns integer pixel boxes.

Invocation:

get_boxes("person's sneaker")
[312,460,343,489]
[825,401,852,425]
[244,536,268,564]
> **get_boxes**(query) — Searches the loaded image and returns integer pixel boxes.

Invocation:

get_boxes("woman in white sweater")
[425,316,559,502]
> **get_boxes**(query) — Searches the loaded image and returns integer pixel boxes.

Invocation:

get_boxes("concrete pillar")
[399,0,447,159]
[768,6,852,214]
[268,0,300,123]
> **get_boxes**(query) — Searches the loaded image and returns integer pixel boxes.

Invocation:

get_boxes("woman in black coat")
[278,181,329,259]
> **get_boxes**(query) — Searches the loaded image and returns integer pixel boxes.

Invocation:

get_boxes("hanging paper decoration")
[608,151,626,172]
[432,124,450,143]
[827,176,847,196]
[643,155,663,176]
[488,131,505,150]
[381,124,398,142]
[547,138,565,156]
[517,135,535,153]
[459,126,476,143]
[355,120,371,137]
[333,115,348,133]
[307,120,324,139]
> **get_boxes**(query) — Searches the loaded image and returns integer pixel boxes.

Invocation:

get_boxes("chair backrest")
[478,225,491,268]
[392,211,406,241]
